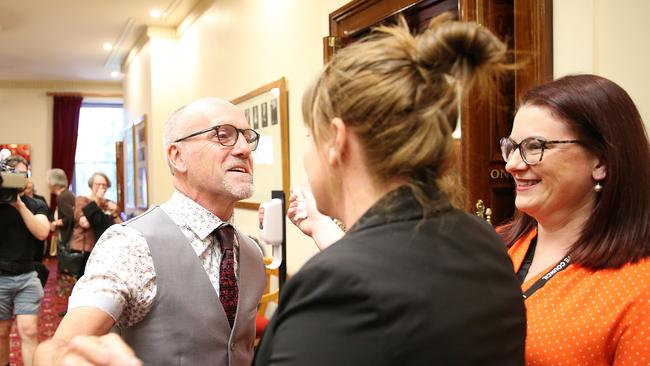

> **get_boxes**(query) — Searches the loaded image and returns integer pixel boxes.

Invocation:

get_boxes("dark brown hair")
[500,74,650,269]
[302,13,509,212]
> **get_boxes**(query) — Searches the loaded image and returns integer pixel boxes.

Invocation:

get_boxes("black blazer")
[81,201,116,241]
[56,189,75,244]
[255,187,525,366]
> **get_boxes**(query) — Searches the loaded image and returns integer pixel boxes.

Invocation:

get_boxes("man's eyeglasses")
[500,136,580,166]
[174,124,260,151]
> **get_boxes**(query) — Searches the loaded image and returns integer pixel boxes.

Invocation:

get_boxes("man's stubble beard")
[223,174,254,200]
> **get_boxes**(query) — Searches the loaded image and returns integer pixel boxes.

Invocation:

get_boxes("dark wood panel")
[330,0,457,39]
[458,0,515,226]
[514,0,553,102]
[326,0,552,226]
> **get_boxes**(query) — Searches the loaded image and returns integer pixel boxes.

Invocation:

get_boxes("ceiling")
[0,0,201,82]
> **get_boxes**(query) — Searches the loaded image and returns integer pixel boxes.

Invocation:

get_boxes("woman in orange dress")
[499,74,650,365]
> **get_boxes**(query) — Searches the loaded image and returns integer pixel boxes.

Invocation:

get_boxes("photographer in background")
[0,155,50,366]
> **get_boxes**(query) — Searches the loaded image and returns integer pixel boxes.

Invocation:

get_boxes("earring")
[594,181,603,193]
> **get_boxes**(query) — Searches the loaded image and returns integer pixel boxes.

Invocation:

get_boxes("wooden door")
[326,0,552,225]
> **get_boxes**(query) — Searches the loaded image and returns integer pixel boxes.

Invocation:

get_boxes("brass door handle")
[475,199,492,224]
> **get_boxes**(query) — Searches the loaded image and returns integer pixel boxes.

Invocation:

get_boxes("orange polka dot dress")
[509,229,650,366]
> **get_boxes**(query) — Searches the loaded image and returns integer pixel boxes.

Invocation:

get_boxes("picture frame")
[231,77,289,210]
[0,144,31,163]
[133,115,149,211]
[122,114,148,214]
[122,126,136,212]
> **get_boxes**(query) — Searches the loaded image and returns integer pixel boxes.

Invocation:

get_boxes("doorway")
[325,0,552,225]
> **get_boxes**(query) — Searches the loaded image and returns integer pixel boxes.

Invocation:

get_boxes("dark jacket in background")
[255,187,526,366]
[82,200,116,241]
[56,189,75,245]
[31,193,50,262]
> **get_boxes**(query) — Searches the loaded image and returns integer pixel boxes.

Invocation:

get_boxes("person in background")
[0,156,50,366]
[499,74,650,365]
[70,172,121,277]
[35,97,266,366]
[23,178,51,263]
[46,169,75,254]
[255,14,526,365]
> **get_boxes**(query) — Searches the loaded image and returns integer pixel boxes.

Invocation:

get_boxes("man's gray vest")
[121,207,265,366]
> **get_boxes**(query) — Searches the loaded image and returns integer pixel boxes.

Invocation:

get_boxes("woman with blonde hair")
[254,14,526,365]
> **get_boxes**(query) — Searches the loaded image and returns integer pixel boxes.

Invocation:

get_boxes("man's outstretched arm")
[35,307,141,366]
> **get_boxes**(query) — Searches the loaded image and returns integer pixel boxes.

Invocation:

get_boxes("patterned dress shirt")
[68,190,240,328]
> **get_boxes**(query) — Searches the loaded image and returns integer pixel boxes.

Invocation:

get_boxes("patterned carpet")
[9,258,74,366]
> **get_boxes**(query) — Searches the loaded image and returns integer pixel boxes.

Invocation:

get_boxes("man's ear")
[592,160,606,181]
[327,118,347,166]
[167,144,187,174]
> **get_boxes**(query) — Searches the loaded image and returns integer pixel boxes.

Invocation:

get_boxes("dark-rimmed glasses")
[500,136,580,166]
[174,124,260,151]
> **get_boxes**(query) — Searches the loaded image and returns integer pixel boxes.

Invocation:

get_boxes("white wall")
[0,81,122,202]
[554,0,650,131]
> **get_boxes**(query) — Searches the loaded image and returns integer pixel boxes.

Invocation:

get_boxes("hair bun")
[414,14,508,89]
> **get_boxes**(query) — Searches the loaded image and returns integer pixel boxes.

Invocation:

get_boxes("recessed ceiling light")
[150,9,162,18]
[111,70,120,78]
[103,42,113,51]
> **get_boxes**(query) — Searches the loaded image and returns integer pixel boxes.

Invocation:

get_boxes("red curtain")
[50,95,82,212]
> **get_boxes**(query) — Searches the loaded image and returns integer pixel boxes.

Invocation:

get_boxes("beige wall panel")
[0,82,121,203]
[554,0,650,132]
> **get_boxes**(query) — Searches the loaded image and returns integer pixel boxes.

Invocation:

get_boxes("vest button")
[231,342,236,351]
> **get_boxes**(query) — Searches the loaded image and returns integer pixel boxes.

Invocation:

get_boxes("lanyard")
[521,255,571,300]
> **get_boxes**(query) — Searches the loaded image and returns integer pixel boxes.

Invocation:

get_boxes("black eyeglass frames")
[500,136,580,165]
[174,124,260,151]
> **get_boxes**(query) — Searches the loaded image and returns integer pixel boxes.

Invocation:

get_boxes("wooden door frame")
[458,0,552,222]
[326,0,553,223]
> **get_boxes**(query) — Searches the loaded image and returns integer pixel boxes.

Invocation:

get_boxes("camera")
[0,160,27,204]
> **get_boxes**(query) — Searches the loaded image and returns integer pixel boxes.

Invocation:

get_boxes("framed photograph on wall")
[122,114,148,215]
[133,115,148,211]
[0,144,31,163]
[232,77,289,210]
[122,126,136,212]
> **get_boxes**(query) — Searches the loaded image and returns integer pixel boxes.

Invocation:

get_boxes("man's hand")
[60,334,142,366]
[9,195,26,210]
[34,307,125,366]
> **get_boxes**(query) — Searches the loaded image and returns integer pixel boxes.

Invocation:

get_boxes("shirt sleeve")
[28,197,49,217]
[68,224,156,328]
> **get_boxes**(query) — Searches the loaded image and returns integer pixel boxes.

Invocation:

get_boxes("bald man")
[35,98,266,366]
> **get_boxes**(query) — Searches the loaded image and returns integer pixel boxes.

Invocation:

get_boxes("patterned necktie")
[215,224,238,328]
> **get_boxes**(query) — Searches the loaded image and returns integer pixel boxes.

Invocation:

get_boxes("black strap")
[516,237,537,284]
[516,235,571,300]
[521,255,571,300]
